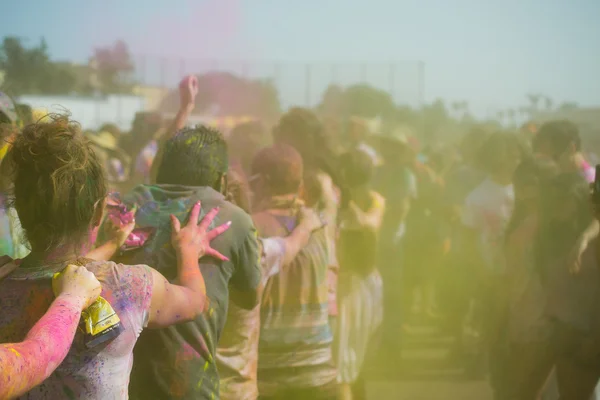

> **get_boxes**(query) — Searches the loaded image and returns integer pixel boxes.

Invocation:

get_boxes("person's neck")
[350,186,371,208]
[490,172,512,186]
[567,153,585,172]
[26,235,94,267]
[261,193,301,215]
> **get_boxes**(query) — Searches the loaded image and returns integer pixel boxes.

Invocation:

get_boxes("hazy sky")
[2,0,599,116]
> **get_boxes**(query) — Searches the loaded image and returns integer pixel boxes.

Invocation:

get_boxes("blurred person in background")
[123,111,164,185]
[371,127,417,358]
[85,128,130,191]
[273,107,342,345]
[228,120,268,176]
[251,144,338,400]
[345,116,381,166]
[533,120,595,183]
[336,149,385,400]
[522,172,600,400]
[439,126,489,361]
[0,91,29,259]
[401,140,449,322]
[503,158,558,399]
[460,131,522,398]
[218,204,327,399]
[15,104,33,126]
[218,156,328,400]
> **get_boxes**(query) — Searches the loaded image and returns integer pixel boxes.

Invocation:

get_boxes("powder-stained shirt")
[462,178,514,274]
[252,207,337,396]
[124,184,261,400]
[217,237,286,400]
[0,259,153,399]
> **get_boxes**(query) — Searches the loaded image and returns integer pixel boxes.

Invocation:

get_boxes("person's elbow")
[230,287,260,310]
[175,290,208,323]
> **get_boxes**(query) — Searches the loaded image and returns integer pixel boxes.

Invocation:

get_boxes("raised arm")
[149,75,198,183]
[343,192,386,232]
[87,206,137,261]
[280,208,325,266]
[147,202,230,329]
[0,264,101,399]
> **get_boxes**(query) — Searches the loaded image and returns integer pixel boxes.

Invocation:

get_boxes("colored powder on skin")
[8,347,21,357]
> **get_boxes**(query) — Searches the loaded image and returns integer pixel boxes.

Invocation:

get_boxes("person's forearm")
[167,104,194,139]
[0,295,84,399]
[282,224,313,265]
[582,220,600,244]
[176,252,207,317]
[398,198,410,223]
[350,202,384,231]
[87,240,120,261]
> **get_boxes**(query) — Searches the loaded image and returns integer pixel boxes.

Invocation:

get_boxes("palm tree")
[451,101,462,119]
[558,102,578,112]
[518,106,528,117]
[496,110,505,124]
[527,93,541,113]
[507,108,516,126]
[544,96,554,112]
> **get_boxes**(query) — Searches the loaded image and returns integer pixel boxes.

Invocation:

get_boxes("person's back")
[126,126,261,400]
[253,210,336,395]
[249,144,337,399]
[0,258,152,399]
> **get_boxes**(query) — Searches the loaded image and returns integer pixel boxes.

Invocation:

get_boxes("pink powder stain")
[129,0,245,59]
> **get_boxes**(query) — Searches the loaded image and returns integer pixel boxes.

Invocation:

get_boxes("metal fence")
[18,57,426,131]
[133,55,425,109]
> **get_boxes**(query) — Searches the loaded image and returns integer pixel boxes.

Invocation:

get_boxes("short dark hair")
[156,125,228,189]
[534,120,581,157]
[251,144,303,196]
[477,131,521,174]
[273,108,325,167]
[340,149,374,188]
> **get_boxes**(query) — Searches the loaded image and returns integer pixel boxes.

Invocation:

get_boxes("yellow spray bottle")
[52,270,123,348]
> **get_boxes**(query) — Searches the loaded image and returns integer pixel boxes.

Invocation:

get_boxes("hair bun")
[10,114,89,173]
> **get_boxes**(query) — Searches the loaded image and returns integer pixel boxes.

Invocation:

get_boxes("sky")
[1,0,599,117]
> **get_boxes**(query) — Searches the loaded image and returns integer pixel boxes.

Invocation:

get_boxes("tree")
[506,109,516,126]
[342,84,396,119]
[160,71,281,121]
[317,83,396,120]
[93,40,134,94]
[317,84,344,117]
[526,93,542,113]
[0,36,77,95]
[557,102,579,112]
[543,96,554,111]
[451,101,462,118]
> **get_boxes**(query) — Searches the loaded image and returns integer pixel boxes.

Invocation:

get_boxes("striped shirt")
[252,206,336,396]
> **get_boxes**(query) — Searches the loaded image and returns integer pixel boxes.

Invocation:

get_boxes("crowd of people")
[1,75,600,400]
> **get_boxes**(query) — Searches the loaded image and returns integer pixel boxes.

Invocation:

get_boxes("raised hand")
[104,205,137,248]
[170,201,231,262]
[179,75,199,110]
[298,207,326,232]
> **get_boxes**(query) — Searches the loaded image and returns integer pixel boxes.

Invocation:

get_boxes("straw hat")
[86,131,118,150]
